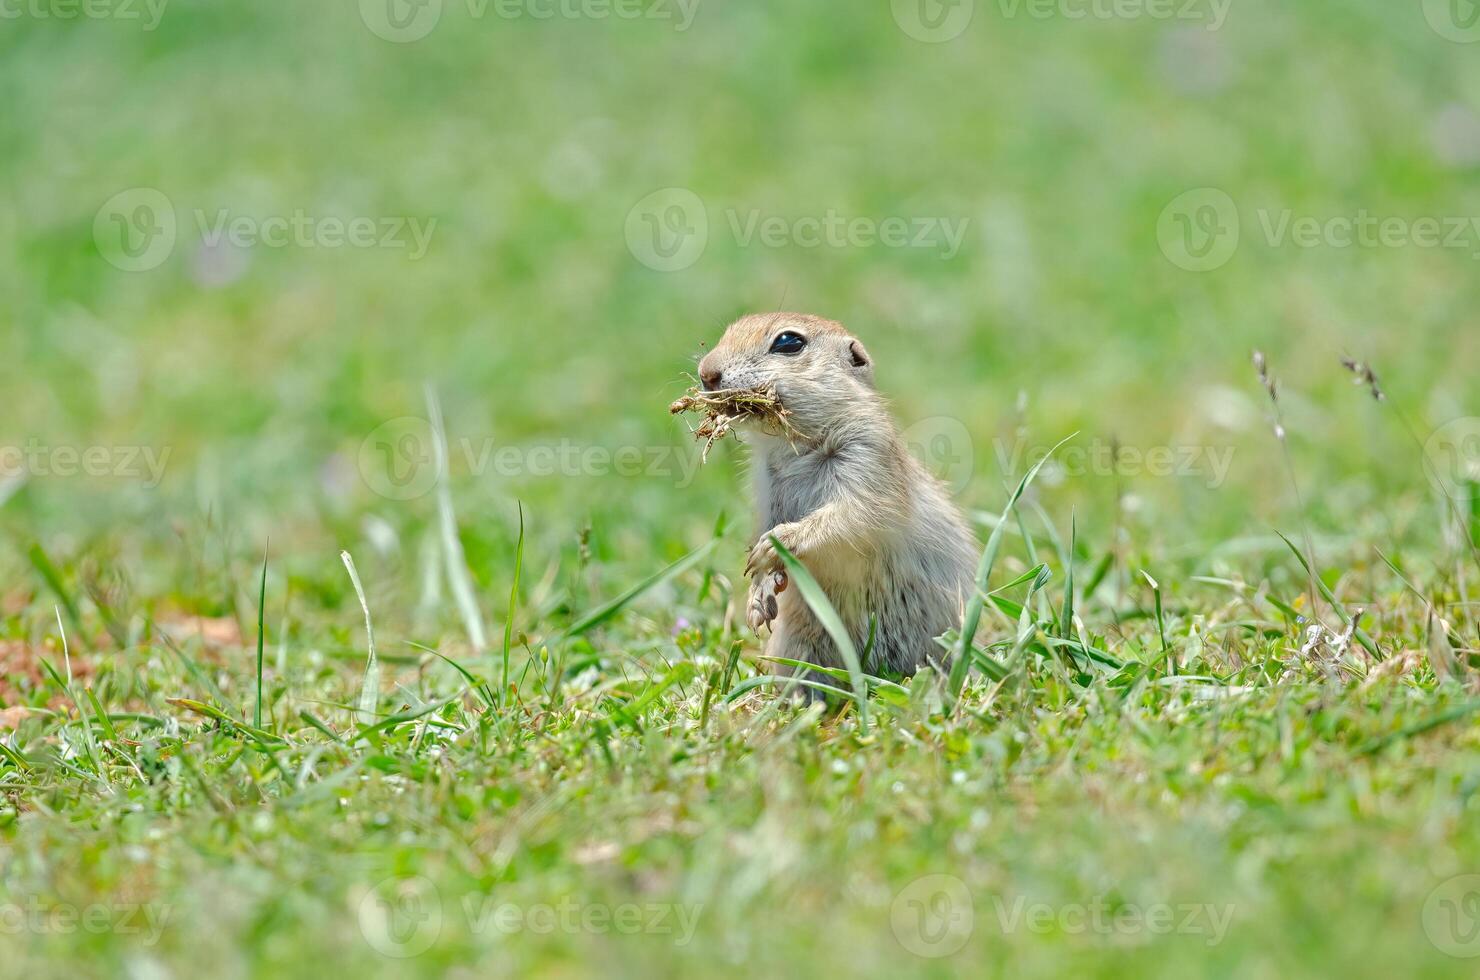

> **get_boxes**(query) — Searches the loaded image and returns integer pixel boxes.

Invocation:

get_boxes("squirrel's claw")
[745,534,787,579]
[747,570,786,635]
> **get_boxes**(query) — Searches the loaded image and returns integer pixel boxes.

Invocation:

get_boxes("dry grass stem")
[669,384,801,463]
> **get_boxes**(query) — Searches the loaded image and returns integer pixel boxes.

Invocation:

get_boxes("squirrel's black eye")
[769,331,807,355]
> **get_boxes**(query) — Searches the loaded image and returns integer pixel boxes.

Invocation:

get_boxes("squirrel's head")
[696,312,876,435]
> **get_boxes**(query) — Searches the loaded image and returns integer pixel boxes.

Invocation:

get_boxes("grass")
[669,384,797,462]
[4,0,1480,977]
[3,441,1478,979]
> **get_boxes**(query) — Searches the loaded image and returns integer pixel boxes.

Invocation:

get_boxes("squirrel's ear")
[847,339,874,383]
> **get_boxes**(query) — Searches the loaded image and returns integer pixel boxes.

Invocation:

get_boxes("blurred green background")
[4,2,1480,977]
[3,0,1477,572]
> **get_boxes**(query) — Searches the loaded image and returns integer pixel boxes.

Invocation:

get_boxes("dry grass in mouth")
[669,384,800,462]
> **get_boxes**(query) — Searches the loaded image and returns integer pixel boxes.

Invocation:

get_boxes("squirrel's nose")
[699,362,723,391]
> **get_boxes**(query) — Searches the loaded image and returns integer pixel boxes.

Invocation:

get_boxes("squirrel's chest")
[755,445,841,525]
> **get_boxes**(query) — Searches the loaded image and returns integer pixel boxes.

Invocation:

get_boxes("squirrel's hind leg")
[766,622,845,705]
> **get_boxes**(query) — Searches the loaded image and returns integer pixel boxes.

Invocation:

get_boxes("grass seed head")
[1340,356,1386,401]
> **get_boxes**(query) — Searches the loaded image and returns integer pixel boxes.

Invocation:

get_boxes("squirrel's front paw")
[746,569,788,634]
[745,524,798,579]
[744,538,778,579]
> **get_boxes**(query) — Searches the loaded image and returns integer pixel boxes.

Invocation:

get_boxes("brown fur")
[695,312,978,693]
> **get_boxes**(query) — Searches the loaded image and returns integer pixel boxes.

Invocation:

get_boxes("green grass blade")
[1081,548,1115,600]
[859,611,878,665]
[760,656,910,695]
[948,432,1077,705]
[1060,510,1077,638]
[85,688,118,742]
[426,384,488,652]
[725,675,856,703]
[770,535,868,734]
[298,710,344,744]
[407,641,491,706]
[155,628,233,709]
[991,564,1050,596]
[354,690,466,741]
[27,543,83,639]
[564,538,718,638]
[605,662,698,728]
[502,502,525,706]
[0,739,31,772]
[340,551,380,726]
[1141,569,1171,674]
[166,698,283,744]
[39,633,106,782]
[1356,699,1480,755]
[254,543,268,731]
[1274,531,1381,658]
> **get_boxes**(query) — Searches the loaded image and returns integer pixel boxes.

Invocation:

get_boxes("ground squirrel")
[694,312,979,688]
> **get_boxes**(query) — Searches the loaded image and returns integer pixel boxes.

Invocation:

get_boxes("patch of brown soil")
[155,615,243,649]
[0,639,95,707]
